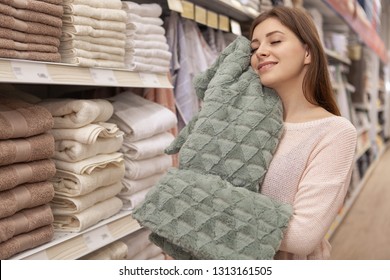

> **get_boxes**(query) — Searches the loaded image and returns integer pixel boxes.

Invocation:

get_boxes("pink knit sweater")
[260,116,357,259]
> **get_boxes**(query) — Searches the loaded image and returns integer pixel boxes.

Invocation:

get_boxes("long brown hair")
[250,6,340,116]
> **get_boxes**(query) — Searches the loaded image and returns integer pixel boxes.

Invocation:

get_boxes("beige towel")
[80,240,128,260]
[109,92,177,142]
[63,0,122,9]
[126,13,163,26]
[0,204,53,243]
[131,40,169,51]
[61,34,126,48]
[148,253,165,260]
[39,99,114,129]
[53,196,123,232]
[52,162,125,197]
[124,154,172,180]
[0,159,56,192]
[133,56,170,68]
[118,186,153,210]
[60,40,125,56]
[62,24,126,40]
[54,134,123,162]
[134,48,172,61]
[0,224,54,260]
[51,181,123,214]
[0,27,60,47]
[128,62,169,74]
[63,4,126,22]
[54,152,124,175]
[0,133,55,167]
[122,132,174,160]
[0,13,62,37]
[0,38,58,53]
[61,56,126,68]
[62,15,126,32]
[0,181,55,219]
[120,228,151,259]
[0,49,61,62]
[134,33,168,43]
[122,2,162,17]
[60,48,125,62]
[0,98,54,139]
[120,172,164,196]
[130,242,163,260]
[0,2,63,27]
[133,22,165,35]
[0,0,64,17]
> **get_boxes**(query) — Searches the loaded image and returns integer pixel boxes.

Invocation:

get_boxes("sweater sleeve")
[277,123,357,256]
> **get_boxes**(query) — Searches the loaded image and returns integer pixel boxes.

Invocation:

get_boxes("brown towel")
[0,98,54,140]
[0,181,55,219]
[0,224,54,259]
[0,159,56,192]
[0,133,55,166]
[0,27,60,47]
[0,204,53,243]
[0,49,61,62]
[0,13,62,37]
[0,38,58,53]
[0,3,63,27]
[0,0,64,18]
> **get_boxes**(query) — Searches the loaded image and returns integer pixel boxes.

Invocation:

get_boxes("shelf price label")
[90,68,118,85]
[207,11,218,29]
[139,72,161,87]
[219,15,230,32]
[83,226,114,251]
[195,5,207,25]
[11,61,52,83]
[167,0,183,13]
[230,20,242,36]
[181,0,194,19]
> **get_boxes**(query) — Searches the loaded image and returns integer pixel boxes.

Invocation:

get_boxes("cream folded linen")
[148,253,165,260]
[39,99,114,129]
[50,122,123,144]
[118,186,152,211]
[51,181,123,214]
[109,92,177,142]
[133,56,170,68]
[131,40,168,51]
[120,172,165,196]
[61,34,126,48]
[122,132,174,160]
[133,48,172,60]
[63,0,122,9]
[0,0,64,18]
[62,15,126,32]
[54,134,124,162]
[0,204,53,243]
[52,162,125,197]
[62,24,126,40]
[133,34,167,43]
[0,26,60,47]
[53,196,123,232]
[126,13,163,26]
[54,152,124,175]
[61,56,125,68]
[60,39,125,56]
[63,4,126,22]
[60,48,124,62]
[120,228,151,259]
[130,242,163,260]
[122,2,162,18]
[133,22,165,35]
[124,154,172,180]
[80,240,128,260]
[127,62,168,73]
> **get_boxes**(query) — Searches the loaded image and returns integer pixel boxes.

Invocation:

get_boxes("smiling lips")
[257,61,278,72]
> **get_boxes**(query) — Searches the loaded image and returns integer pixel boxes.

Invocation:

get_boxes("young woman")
[250,6,357,259]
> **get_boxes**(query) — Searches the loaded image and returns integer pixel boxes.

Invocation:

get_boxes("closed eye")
[250,48,258,54]
[271,40,281,45]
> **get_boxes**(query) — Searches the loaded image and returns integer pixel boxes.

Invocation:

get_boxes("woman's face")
[250,17,311,90]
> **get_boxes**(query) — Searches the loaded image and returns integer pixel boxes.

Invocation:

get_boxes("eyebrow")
[251,30,285,43]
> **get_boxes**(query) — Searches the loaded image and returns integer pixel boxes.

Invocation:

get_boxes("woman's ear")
[304,45,311,65]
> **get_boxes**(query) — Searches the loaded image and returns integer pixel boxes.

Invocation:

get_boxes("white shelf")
[0,58,172,88]
[10,211,141,260]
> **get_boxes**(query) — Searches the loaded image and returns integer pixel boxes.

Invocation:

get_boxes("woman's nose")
[255,45,270,57]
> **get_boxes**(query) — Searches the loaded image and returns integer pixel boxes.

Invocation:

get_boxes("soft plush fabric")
[132,36,292,260]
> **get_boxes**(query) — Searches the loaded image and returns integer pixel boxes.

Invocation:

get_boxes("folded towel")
[133,22,165,35]
[0,224,54,259]
[0,49,61,62]
[0,2,63,27]
[132,56,170,68]
[0,0,64,18]
[0,27,60,47]
[62,15,126,32]
[0,13,62,37]
[0,98,54,139]
[120,228,151,259]
[124,154,172,180]
[61,56,125,68]
[121,172,165,196]
[39,99,114,129]
[0,38,58,53]
[60,40,125,56]
[63,0,122,9]
[118,186,153,210]
[133,33,167,43]
[130,40,168,51]
[0,204,53,243]
[133,48,172,61]
[52,162,125,197]
[54,152,124,175]
[0,159,56,192]
[62,24,126,40]
[148,253,165,260]
[61,35,126,50]
[122,2,162,17]
[0,181,55,219]
[63,4,127,22]
[54,134,123,162]
[127,62,169,73]
[126,13,163,26]
[51,181,123,214]
[0,133,55,167]
[60,48,125,62]
[80,240,128,260]
[109,93,177,142]
[122,132,174,160]
[53,196,123,232]
[130,242,163,260]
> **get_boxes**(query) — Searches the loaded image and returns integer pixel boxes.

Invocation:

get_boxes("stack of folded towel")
[0,0,64,62]
[60,0,127,68]
[39,98,125,232]
[80,240,129,260]
[0,97,56,259]
[240,0,260,13]
[108,92,177,210]
[122,1,172,73]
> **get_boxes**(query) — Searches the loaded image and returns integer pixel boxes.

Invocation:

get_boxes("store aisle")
[330,146,390,259]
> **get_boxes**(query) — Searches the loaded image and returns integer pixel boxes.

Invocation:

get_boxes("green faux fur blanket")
[132,36,293,259]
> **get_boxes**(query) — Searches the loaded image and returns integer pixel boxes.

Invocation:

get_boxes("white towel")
[109,92,177,142]
[129,40,169,51]
[61,56,125,68]
[134,33,167,43]
[62,15,126,32]
[120,172,165,196]
[118,186,153,210]
[132,56,170,68]
[63,0,123,9]
[122,2,162,17]
[39,98,114,129]
[60,48,124,62]
[133,48,171,61]
[124,154,172,180]
[126,13,163,26]
[61,34,126,48]
[62,24,126,40]
[60,39,125,56]
[54,134,124,162]
[133,22,165,35]
[122,132,174,160]
[52,162,125,197]
[63,4,127,22]
[50,122,123,144]
[53,196,123,232]
[54,152,124,175]
[51,181,123,214]
[128,62,169,73]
